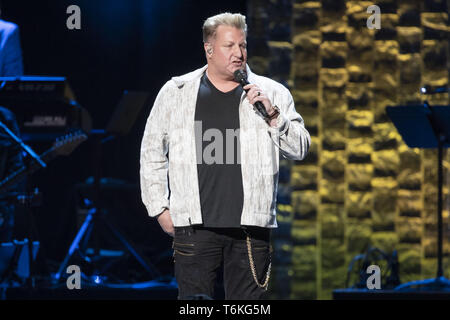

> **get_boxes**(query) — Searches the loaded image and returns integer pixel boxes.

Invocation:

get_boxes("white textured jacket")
[140,65,310,228]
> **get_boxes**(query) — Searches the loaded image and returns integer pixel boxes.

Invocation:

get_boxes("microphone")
[234,69,269,118]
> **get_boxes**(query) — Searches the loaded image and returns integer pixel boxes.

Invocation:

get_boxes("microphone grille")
[233,69,247,83]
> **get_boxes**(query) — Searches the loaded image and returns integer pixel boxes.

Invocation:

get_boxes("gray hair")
[202,12,247,43]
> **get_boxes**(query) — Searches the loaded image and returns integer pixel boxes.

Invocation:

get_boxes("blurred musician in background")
[0,12,25,242]
[0,106,23,242]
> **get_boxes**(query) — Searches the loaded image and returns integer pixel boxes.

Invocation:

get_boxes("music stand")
[53,90,160,283]
[105,91,149,136]
[386,103,450,290]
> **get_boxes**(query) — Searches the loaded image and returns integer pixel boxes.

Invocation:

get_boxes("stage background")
[245,0,450,299]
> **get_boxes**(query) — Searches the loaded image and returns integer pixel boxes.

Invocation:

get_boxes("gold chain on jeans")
[246,234,271,290]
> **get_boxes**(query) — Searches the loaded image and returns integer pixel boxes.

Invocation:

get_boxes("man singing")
[140,12,310,300]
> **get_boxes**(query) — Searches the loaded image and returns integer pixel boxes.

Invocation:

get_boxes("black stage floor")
[3,279,178,300]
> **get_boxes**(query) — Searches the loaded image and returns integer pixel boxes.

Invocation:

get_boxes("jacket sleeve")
[140,81,172,217]
[267,86,311,161]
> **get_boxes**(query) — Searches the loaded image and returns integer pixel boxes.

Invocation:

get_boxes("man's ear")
[204,42,213,56]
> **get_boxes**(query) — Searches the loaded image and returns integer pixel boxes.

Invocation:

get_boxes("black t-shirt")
[194,73,244,228]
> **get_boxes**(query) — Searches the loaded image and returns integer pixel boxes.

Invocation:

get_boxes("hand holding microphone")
[233,69,279,124]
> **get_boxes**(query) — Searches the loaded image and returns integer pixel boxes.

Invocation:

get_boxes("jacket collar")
[171,64,255,88]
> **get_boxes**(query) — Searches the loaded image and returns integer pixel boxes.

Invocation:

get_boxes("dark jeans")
[173,226,272,300]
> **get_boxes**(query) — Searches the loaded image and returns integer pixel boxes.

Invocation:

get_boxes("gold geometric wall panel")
[248,0,449,299]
